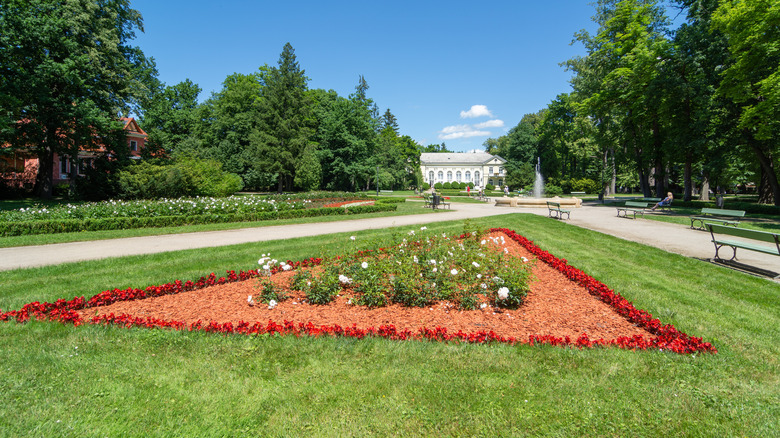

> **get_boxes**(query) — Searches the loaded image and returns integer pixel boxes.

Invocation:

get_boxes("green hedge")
[672,200,780,216]
[372,197,407,204]
[0,204,398,237]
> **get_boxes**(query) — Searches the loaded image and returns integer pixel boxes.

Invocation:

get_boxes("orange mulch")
[77,232,652,341]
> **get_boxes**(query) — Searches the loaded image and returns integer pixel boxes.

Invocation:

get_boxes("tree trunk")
[683,151,693,202]
[34,129,56,199]
[638,167,651,197]
[652,120,664,198]
[609,151,616,196]
[700,173,710,201]
[749,139,780,205]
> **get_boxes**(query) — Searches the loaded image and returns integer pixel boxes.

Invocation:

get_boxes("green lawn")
[591,202,780,233]
[0,201,449,248]
[1,214,779,436]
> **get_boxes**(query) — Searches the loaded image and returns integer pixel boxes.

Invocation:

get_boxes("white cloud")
[474,119,504,129]
[438,124,491,140]
[460,105,493,119]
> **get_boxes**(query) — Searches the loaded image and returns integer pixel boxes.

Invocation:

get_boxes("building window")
[446,171,452,182]
[489,167,493,175]
[130,140,138,152]
[437,171,443,181]
[475,171,480,185]
[78,158,94,175]
[465,171,471,182]
[60,156,69,175]
[499,167,504,175]
[456,171,462,182]
[489,179,494,186]
[428,171,434,184]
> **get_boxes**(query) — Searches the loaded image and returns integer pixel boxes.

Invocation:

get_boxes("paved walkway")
[1,200,779,277]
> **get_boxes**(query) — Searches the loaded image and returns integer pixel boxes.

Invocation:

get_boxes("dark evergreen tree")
[256,43,315,192]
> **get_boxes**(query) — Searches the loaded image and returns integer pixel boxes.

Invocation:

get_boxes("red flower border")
[322,200,375,208]
[0,228,716,354]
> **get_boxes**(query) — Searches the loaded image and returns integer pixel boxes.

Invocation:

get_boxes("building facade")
[420,152,507,188]
[1,117,146,190]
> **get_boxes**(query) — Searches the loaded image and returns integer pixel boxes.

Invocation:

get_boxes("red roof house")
[1,117,147,190]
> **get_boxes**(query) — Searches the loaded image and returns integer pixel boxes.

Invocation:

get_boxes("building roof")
[121,117,147,137]
[420,152,505,165]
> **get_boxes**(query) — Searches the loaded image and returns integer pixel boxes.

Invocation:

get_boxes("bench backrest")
[642,198,661,202]
[547,202,561,208]
[624,201,648,208]
[707,223,778,244]
[701,208,745,218]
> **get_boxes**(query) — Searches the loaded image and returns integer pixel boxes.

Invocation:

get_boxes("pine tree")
[381,109,399,135]
[256,43,314,192]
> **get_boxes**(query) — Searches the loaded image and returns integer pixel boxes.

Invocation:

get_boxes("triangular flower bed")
[0,228,716,354]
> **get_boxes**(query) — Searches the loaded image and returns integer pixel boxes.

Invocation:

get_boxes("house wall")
[420,156,506,188]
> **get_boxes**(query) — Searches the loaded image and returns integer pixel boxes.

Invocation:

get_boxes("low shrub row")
[372,197,407,204]
[671,199,780,215]
[0,204,397,236]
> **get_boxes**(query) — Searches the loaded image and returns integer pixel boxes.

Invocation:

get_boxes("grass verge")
[1,214,778,436]
[0,201,449,248]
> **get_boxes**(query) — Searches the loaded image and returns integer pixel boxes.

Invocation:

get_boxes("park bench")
[690,208,745,230]
[571,191,586,196]
[422,193,432,208]
[437,196,451,209]
[643,197,674,212]
[547,201,570,220]
[379,190,393,194]
[616,201,648,219]
[706,223,780,261]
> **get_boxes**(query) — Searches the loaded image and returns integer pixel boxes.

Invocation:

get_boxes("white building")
[420,152,507,188]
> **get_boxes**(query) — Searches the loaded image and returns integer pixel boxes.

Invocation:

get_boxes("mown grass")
[0,201,449,248]
[1,214,779,436]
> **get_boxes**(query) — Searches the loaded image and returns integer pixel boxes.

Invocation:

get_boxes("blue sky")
[129,1,605,152]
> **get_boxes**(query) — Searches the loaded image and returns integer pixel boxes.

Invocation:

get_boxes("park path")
[0,201,503,271]
[1,199,779,278]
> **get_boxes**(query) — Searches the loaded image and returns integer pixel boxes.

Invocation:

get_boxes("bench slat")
[713,239,780,255]
[708,223,778,243]
[700,208,745,218]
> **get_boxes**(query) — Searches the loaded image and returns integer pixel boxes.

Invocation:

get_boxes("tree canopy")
[0,0,156,198]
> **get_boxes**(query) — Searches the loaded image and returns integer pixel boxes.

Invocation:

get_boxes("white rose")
[497,287,509,300]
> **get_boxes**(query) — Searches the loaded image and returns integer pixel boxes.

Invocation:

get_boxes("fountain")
[494,157,582,208]
[533,157,543,198]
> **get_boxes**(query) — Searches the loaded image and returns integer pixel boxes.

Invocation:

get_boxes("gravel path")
[1,200,778,278]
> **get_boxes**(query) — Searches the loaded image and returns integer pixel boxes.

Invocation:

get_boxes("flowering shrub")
[0,195,307,223]
[0,203,397,236]
[322,200,375,208]
[0,228,717,354]
[299,228,534,310]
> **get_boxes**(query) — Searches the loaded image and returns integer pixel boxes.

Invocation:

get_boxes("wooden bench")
[422,193,432,208]
[616,201,648,219]
[547,201,570,220]
[690,208,745,230]
[707,223,780,261]
[379,190,393,194]
[571,191,586,196]
[645,198,673,212]
[436,196,451,209]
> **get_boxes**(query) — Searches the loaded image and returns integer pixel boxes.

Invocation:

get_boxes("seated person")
[652,192,673,210]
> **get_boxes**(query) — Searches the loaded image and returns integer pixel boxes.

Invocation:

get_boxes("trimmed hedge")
[672,199,780,216]
[0,204,398,237]
[371,197,407,204]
